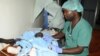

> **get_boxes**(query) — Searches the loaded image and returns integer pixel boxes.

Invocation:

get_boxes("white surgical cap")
[62,0,83,12]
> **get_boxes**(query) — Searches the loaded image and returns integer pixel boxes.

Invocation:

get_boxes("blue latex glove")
[51,45,62,53]
[43,32,53,43]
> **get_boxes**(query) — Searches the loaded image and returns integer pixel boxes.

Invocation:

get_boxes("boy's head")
[35,32,43,38]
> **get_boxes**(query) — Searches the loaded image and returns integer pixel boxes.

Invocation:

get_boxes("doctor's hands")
[52,32,65,39]
[51,45,63,53]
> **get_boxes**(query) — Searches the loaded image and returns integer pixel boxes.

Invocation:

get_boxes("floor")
[89,28,100,56]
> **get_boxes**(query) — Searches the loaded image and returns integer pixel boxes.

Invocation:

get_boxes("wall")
[0,0,43,50]
[82,0,98,27]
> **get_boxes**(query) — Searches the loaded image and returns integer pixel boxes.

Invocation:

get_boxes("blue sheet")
[15,31,58,56]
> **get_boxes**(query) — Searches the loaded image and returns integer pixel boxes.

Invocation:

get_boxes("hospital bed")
[0,28,59,56]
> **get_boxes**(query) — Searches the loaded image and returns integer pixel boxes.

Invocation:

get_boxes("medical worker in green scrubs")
[52,0,92,56]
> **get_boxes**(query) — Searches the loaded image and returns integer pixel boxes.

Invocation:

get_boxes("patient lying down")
[7,30,59,56]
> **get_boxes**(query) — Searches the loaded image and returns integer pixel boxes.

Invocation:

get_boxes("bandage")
[7,46,21,54]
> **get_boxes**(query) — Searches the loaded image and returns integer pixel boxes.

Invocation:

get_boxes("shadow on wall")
[32,11,44,28]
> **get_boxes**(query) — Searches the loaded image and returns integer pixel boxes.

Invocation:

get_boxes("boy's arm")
[0,38,16,45]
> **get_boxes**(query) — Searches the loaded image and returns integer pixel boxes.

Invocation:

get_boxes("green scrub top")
[62,18,92,56]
